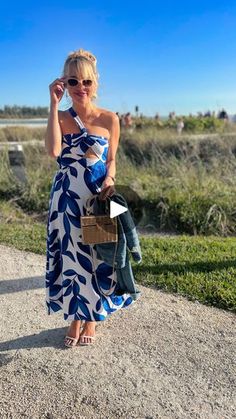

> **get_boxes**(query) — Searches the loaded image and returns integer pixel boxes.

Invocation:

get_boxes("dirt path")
[0,243,235,419]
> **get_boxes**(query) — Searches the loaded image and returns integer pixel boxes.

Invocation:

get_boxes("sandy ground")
[0,243,235,419]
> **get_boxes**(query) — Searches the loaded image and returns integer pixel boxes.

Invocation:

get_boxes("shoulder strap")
[68,107,85,130]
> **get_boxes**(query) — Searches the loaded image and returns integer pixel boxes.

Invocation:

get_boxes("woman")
[45,48,135,348]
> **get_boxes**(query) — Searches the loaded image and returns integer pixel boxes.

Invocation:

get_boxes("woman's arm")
[45,77,65,158]
[45,106,62,158]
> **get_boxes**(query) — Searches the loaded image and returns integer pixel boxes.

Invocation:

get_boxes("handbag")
[80,195,118,245]
[80,195,119,297]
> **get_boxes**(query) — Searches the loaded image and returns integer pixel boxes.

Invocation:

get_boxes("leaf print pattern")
[45,106,135,322]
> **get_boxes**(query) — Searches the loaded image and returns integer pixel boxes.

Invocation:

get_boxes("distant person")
[169,111,176,120]
[124,112,134,132]
[177,118,184,134]
[154,112,163,127]
[120,113,126,128]
[218,109,228,121]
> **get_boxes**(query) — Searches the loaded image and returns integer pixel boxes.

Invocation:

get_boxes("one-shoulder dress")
[45,107,134,322]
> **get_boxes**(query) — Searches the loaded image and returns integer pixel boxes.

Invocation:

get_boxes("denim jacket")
[92,192,142,301]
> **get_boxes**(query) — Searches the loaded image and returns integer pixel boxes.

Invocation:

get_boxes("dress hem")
[45,299,135,322]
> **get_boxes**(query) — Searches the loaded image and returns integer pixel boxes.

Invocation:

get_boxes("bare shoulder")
[99,108,119,120]
[98,108,119,129]
[58,110,72,133]
[58,110,68,124]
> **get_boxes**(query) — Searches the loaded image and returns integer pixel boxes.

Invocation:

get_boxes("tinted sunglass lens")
[83,80,93,87]
[68,79,78,86]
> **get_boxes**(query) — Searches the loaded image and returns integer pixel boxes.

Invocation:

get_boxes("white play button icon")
[110,200,127,218]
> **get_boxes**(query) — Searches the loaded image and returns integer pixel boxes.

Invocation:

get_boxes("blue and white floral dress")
[45,107,134,322]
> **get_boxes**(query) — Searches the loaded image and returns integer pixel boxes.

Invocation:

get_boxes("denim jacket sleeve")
[110,194,142,263]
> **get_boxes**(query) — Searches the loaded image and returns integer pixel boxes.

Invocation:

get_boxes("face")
[65,66,96,103]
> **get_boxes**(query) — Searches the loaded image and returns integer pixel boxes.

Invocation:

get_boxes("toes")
[64,337,77,346]
[79,335,95,345]
[81,336,86,344]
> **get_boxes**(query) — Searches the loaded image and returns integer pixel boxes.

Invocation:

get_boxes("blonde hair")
[63,48,99,100]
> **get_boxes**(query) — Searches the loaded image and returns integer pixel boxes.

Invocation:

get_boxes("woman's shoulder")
[97,107,119,124]
[58,110,71,130]
[58,109,68,121]
[58,109,70,118]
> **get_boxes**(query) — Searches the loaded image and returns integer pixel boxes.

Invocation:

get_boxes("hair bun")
[68,49,97,66]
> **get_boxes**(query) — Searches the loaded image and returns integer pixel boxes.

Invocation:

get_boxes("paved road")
[0,243,235,419]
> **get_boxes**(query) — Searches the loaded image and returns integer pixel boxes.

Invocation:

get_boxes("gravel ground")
[0,243,235,419]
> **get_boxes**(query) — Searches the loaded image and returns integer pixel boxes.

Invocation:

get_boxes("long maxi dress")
[45,107,134,322]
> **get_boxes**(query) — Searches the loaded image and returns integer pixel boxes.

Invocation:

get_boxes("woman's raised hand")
[49,77,66,106]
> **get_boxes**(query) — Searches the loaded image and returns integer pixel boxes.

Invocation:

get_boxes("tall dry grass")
[1,126,236,235]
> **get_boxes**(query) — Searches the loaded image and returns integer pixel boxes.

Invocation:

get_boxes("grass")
[135,235,236,313]
[0,221,46,254]
[0,126,45,142]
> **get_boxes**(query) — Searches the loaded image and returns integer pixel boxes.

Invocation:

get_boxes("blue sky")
[0,0,236,116]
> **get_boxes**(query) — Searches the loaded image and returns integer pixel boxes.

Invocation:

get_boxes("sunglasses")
[66,78,93,87]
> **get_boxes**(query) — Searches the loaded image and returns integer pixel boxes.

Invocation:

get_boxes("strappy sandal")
[64,321,85,348]
[64,336,79,348]
[78,335,96,346]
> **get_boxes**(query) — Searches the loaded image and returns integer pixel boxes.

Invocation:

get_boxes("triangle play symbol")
[110,201,128,218]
